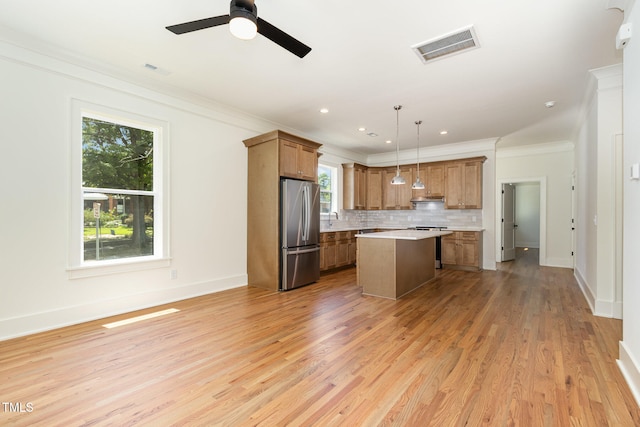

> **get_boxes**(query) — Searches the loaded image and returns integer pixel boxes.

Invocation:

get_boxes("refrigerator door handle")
[307,184,312,241]
[302,185,309,242]
[286,246,320,255]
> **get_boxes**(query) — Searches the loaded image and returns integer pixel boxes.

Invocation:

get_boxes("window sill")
[67,257,171,279]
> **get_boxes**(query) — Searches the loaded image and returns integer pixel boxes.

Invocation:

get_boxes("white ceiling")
[0,0,624,154]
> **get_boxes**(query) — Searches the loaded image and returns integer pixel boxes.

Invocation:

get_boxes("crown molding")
[496,141,574,158]
[366,138,497,166]
[0,30,295,138]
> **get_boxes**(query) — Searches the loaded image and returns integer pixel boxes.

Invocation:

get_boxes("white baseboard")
[542,257,573,268]
[574,267,596,313]
[595,299,624,319]
[0,275,248,341]
[574,268,622,319]
[618,341,640,408]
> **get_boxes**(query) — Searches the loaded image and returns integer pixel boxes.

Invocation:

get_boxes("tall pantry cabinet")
[243,130,322,291]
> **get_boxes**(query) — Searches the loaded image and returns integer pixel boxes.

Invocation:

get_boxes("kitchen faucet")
[328,211,339,227]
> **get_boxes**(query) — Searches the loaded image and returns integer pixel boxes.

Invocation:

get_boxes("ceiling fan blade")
[166,15,231,35]
[257,17,311,58]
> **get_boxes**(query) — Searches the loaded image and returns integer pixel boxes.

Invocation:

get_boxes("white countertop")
[445,226,484,232]
[355,230,453,240]
[322,226,484,233]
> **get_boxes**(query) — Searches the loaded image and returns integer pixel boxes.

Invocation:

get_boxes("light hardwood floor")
[1,249,639,426]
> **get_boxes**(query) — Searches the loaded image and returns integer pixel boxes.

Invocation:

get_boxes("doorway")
[497,177,547,265]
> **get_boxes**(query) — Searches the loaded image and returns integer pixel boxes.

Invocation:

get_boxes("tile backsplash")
[322,202,482,230]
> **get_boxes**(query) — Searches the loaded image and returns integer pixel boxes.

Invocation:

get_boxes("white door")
[502,183,516,261]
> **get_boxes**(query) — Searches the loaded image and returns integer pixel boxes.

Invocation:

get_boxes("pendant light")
[391,105,406,185]
[412,120,425,190]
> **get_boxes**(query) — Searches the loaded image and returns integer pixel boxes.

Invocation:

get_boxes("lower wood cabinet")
[441,231,483,271]
[321,231,357,271]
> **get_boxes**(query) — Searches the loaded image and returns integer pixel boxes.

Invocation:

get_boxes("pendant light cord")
[415,120,422,178]
[394,105,402,175]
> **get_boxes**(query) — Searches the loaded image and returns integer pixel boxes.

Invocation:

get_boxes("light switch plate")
[631,163,640,180]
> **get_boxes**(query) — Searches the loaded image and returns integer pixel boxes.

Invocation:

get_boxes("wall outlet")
[170,269,177,280]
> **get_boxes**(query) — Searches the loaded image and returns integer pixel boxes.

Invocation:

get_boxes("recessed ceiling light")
[319,108,329,114]
[545,101,556,108]
[385,140,392,144]
[358,127,366,132]
[440,130,448,135]
[366,132,378,137]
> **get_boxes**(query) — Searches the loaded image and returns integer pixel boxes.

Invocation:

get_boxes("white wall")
[515,183,540,248]
[496,143,574,267]
[619,0,640,407]
[0,41,282,340]
[574,64,623,319]
[575,96,599,308]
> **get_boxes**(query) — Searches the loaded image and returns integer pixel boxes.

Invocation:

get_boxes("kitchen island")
[355,229,452,299]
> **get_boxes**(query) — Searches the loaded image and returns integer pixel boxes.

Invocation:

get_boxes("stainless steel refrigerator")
[281,179,320,290]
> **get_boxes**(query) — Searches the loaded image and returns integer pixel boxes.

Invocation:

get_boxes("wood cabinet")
[382,166,413,209]
[279,139,318,181]
[441,231,483,270]
[342,157,484,211]
[243,130,322,290]
[342,163,367,210]
[321,231,357,271]
[335,232,351,267]
[366,168,383,210]
[444,158,484,209]
[349,236,357,265]
[320,232,337,271]
[425,163,445,198]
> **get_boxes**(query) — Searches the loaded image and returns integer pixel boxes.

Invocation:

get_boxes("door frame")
[495,177,547,265]
[501,183,516,261]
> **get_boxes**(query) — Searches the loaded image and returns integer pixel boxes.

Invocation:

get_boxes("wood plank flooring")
[1,248,639,426]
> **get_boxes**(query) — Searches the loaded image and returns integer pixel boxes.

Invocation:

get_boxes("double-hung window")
[69,101,168,277]
[318,164,338,214]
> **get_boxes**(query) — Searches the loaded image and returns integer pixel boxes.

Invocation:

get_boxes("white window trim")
[68,99,170,279]
[318,163,339,216]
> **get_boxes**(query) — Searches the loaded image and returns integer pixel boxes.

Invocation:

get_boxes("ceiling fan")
[166,0,312,58]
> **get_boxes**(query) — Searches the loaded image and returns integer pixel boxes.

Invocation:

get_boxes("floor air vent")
[412,25,479,64]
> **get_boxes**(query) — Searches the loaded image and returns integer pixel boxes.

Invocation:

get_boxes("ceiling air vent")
[412,25,479,64]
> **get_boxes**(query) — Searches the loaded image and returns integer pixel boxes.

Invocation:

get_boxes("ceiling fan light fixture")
[229,0,258,40]
[230,17,257,39]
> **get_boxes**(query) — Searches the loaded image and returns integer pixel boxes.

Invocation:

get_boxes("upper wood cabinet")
[382,166,413,209]
[342,163,367,210]
[425,163,445,198]
[411,162,444,200]
[444,157,485,209]
[366,168,383,210]
[341,156,484,211]
[279,139,318,181]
